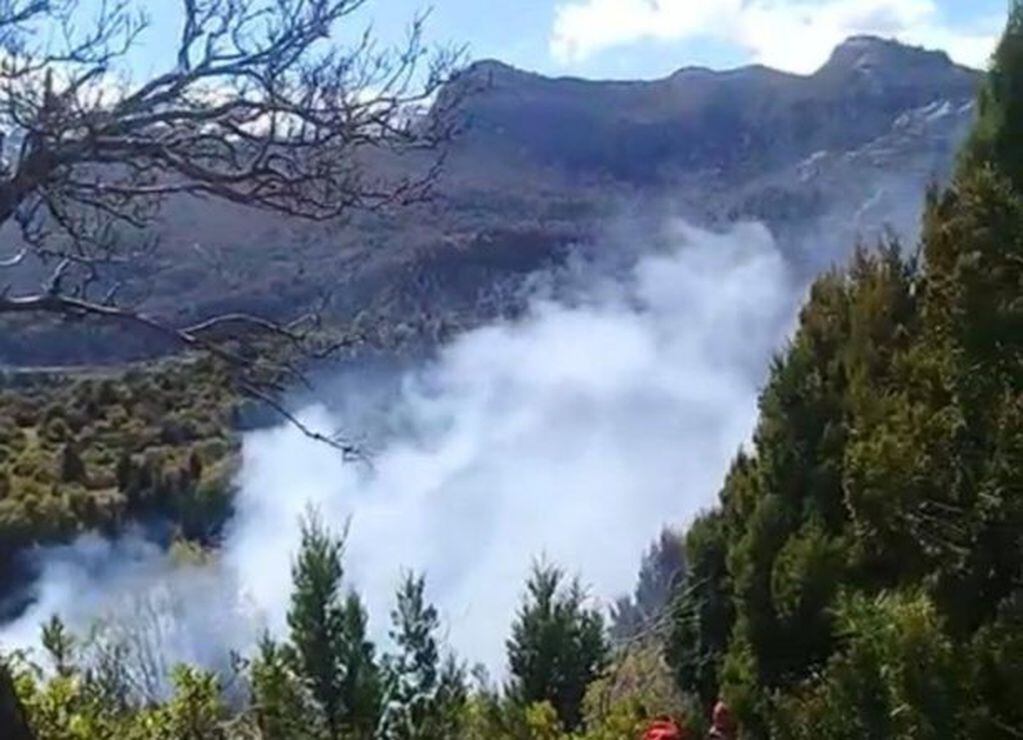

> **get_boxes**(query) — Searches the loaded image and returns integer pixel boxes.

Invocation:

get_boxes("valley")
[2,2,1023,736]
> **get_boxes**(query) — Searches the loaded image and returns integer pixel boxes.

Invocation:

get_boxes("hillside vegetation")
[3,5,1023,740]
[665,7,1023,736]
[0,360,239,600]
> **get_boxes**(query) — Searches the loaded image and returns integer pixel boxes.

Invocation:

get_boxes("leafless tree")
[0,0,464,448]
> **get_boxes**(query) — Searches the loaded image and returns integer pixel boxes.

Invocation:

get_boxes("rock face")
[0,37,982,364]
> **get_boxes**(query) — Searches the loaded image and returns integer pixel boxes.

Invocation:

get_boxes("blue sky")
[114,0,1009,81]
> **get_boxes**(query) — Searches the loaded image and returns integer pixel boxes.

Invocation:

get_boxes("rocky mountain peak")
[817,35,960,80]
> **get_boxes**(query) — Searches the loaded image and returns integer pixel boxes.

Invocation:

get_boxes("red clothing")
[643,718,686,740]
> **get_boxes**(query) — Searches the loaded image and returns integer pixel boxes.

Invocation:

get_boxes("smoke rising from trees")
[1,216,799,677]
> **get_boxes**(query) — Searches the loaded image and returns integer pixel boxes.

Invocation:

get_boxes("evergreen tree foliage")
[250,634,319,739]
[9,4,1023,738]
[287,511,348,735]
[611,528,687,642]
[286,510,382,738]
[962,1,1023,191]
[659,11,1023,734]
[40,615,76,679]
[771,591,968,740]
[337,590,383,738]
[381,573,466,739]
[665,510,733,710]
[506,562,610,731]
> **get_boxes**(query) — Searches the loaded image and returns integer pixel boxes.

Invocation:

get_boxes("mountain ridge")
[448,35,979,184]
[464,35,971,86]
[0,36,985,365]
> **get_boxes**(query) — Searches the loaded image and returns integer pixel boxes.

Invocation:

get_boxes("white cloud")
[549,0,739,65]
[550,0,1001,73]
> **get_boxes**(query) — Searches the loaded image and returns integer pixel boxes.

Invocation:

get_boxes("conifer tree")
[41,614,76,679]
[286,511,351,738]
[506,562,609,730]
[665,511,733,709]
[59,443,86,484]
[963,0,1023,190]
[656,8,1023,732]
[611,529,687,642]
[336,590,383,738]
[382,573,466,739]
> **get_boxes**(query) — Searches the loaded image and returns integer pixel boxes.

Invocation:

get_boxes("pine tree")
[382,573,466,739]
[286,511,382,738]
[506,562,609,730]
[336,590,383,738]
[41,614,76,678]
[286,511,349,738]
[59,443,86,484]
[667,7,1023,731]
[665,511,734,710]
[611,528,687,642]
[962,0,1023,191]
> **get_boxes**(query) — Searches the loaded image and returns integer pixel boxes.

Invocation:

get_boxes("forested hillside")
[3,4,1023,740]
[0,360,240,614]
[665,7,1023,736]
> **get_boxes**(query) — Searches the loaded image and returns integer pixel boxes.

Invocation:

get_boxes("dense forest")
[665,6,1023,736]
[3,4,1023,739]
[0,359,240,607]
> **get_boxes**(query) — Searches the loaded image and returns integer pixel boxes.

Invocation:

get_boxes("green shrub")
[42,417,71,444]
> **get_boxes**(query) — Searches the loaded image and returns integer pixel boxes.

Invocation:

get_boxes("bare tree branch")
[0,0,464,246]
[0,0,468,446]
[0,284,370,449]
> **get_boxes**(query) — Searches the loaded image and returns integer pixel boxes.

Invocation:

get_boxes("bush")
[11,449,53,481]
[42,417,71,444]
[0,358,240,556]
[10,400,40,427]
[771,591,967,739]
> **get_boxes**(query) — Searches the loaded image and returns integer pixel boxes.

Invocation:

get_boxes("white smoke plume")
[0,217,798,678]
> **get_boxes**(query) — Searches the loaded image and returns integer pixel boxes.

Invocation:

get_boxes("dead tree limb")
[0,0,466,444]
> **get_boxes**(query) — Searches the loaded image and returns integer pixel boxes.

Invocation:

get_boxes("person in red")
[643,716,693,740]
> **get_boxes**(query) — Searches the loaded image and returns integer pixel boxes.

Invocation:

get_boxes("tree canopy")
[5,2,1023,739]
[661,8,1023,736]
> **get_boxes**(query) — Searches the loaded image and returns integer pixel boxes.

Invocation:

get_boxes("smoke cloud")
[0,217,798,678]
